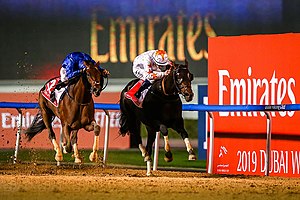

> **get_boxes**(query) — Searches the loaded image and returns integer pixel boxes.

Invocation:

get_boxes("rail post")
[264,111,272,176]
[103,110,110,165]
[153,131,160,171]
[207,111,215,174]
[13,108,23,164]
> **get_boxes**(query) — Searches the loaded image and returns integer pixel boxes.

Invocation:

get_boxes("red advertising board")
[0,91,130,150]
[208,33,300,177]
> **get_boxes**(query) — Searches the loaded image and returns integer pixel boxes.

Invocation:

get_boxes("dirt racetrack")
[0,163,300,200]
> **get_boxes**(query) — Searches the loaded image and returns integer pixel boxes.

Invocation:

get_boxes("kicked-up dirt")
[0,163,300,200]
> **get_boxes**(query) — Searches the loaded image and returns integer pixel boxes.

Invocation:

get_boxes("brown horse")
[25,61,106,164]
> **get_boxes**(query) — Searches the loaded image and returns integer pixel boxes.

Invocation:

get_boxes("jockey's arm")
[133,62,149,80]
[145,71,165,80]
[67,70,82,79]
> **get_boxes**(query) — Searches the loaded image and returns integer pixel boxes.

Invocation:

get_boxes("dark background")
[0,0,299,80]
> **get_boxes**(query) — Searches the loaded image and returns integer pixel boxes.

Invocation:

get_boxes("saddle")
[41,78,67,107]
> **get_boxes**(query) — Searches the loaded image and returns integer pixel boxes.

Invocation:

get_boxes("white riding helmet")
[152,50,169,66]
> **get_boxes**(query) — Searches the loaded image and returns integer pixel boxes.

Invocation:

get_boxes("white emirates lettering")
[218,67,296,117]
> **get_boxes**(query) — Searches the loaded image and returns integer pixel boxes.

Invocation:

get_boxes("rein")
[161,67,187,96]
[65,69,107,106]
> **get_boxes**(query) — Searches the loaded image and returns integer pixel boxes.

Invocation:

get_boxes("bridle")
[86,71,108,94]
[161,66,193,96]
[66,68,107,106]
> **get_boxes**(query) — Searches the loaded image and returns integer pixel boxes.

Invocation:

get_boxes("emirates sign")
[208,33,300,177]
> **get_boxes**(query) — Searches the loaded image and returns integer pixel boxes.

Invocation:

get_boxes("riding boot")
[56,80,68,90]
[135,79,151,99]
[50,90,56,103]
[124,79,144,107]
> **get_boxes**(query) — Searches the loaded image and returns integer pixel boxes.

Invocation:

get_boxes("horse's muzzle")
[184,92,194,102]
[94,90,101,97]
[92,87,101,97]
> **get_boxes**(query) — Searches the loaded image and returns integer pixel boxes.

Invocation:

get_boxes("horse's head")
[83,61,104,97]
[172,60,194,102]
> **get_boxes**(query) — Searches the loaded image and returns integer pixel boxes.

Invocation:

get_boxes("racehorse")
[24,61,107,165]
[119,60,195,174]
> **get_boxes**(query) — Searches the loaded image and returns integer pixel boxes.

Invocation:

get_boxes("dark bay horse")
[119,60,195,174]
[25,61,106,164]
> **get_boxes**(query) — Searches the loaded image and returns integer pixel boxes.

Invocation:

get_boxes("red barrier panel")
[208,33,300,177]
[0,92,130,149]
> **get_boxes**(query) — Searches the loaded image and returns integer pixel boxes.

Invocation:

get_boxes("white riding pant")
[60,67,68,82]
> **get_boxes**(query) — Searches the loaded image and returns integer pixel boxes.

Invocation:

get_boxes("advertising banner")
[0,0,287,80]
[0,92,129,150]
[208,33,300,177]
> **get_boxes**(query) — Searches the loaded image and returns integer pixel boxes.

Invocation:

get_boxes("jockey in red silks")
[50,52,109,102]
[125,50,172,108]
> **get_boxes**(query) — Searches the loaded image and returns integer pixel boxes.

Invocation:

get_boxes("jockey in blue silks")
[60,52,108,81]
[50,52,109,102]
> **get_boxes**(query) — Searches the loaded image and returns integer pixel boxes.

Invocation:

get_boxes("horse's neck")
[159,73,177,96]
[71,76,92,101]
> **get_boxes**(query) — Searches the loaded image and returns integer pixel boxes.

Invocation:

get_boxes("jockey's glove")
[164,69,171,76]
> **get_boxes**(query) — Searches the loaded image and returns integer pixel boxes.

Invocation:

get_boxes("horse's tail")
[119,110,129,136]
[119,83,141,137]
[24,110,46,141]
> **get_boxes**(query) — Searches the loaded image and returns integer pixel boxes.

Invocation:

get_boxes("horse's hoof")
[89,152,98,162]
[62,145,68,154]
[74,157,82,164]
[164,151,173,162]
[189,155,196,160]
[66,146,72,154]
[146,160,151,176]
[55,153,63,162]
[94,125,100,136]
[188,150,197,161]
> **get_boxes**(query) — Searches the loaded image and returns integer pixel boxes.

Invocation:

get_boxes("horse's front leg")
[70,130,82,164]
[173,120,197,161]
[84,121,100,162]
[160,124,173,162]
[183,137,196,160]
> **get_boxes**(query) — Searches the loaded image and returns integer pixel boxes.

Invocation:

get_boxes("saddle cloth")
[41,78,66,107]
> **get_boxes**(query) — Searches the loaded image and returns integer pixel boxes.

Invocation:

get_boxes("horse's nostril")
[94,89,101,96]
[184,92,194,102]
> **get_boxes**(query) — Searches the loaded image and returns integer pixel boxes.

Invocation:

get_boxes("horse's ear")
[83,61,90,69]
[168,60,175,70]
[184,59,188,67]
[96,61,100,67]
